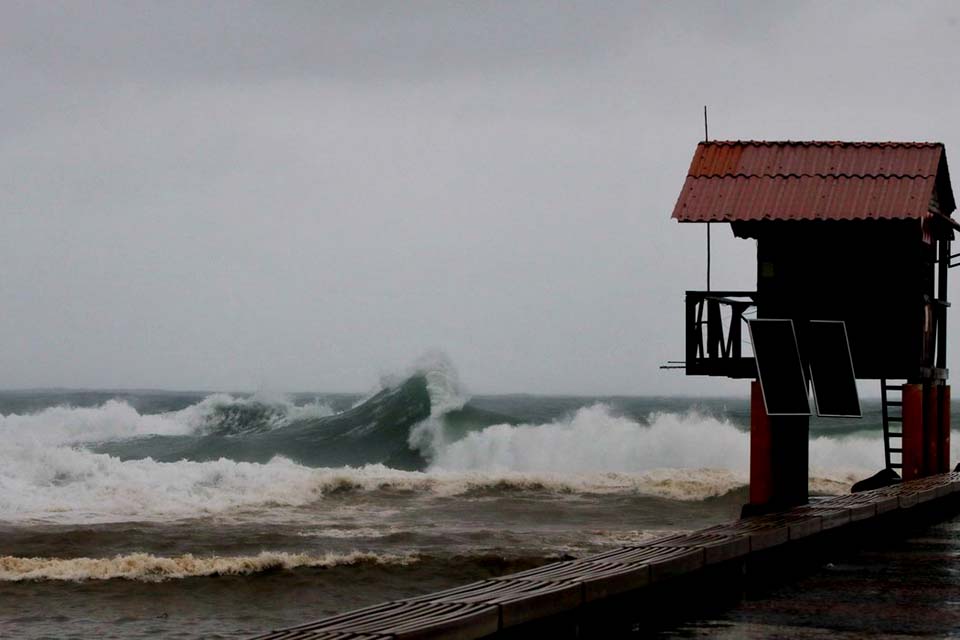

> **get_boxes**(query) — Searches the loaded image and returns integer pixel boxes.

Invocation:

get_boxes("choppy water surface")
[0,358,947,638]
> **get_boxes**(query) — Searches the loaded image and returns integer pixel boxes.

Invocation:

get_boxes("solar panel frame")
[807,320,861,418]
[748,318,811,417]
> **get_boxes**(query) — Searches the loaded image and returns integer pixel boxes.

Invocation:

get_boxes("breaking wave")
[405,351,469,460]
[0,354,938,524]
[0,551,417,582]
[428,404,883,490]
[0,392,334,445]
[431,407,750,472]
[0,451,754,523]
[0,454,872,526]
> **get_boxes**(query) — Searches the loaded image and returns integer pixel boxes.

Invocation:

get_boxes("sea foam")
[0,446,755,523]
[428,404,884,486]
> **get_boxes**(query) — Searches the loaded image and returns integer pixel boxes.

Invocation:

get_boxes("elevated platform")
[249,473,960,640]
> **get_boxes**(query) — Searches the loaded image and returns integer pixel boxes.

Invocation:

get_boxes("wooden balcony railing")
[685,290,758,378]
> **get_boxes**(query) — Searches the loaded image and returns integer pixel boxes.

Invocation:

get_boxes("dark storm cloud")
[0,1,958,393]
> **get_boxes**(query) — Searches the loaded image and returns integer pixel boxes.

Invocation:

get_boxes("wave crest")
[401,351,470,461]
[0,551,417,582]
[181,392,334,436]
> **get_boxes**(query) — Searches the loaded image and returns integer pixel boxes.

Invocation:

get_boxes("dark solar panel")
[748,319,810,416]
[807,320,861,418]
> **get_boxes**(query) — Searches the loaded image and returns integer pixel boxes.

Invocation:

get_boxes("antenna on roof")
[704,105,711,291]
[704,105,709,142]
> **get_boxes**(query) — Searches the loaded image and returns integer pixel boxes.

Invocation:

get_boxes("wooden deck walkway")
[249,473,960,640]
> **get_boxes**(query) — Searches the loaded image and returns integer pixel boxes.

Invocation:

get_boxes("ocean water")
[0,358,950,638]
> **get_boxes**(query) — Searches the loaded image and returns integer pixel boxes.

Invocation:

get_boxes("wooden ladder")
[880,379,904,471]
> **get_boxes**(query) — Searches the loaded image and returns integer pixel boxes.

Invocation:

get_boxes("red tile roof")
[673,141,955,223]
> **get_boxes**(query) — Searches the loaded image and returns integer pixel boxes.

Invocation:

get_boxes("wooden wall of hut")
[733,219,936,381]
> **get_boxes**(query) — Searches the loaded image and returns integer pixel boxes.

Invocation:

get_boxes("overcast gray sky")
[2,1,959,394]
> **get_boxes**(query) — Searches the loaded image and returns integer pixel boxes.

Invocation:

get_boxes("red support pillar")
[749,380,809,510]
[924,383,939,476]
[749,381,773,506]
[939,385,951,473]
[904,383,951,478]
[902,383,924,480]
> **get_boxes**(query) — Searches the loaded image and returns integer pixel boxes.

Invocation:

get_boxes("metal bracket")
[659,360,686,370]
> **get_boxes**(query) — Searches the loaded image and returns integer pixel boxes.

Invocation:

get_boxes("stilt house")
[672,141,956,508]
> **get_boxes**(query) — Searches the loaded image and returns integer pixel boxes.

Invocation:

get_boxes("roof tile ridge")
[685,173,937,179]
[700,140,942,148]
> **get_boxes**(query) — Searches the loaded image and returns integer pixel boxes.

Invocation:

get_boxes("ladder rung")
[887,416,903,422]
[888,431,902,437]
[888,448,903,453]
[889,463,903,469]
[883,385,903,390]
[886,401,902,406]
